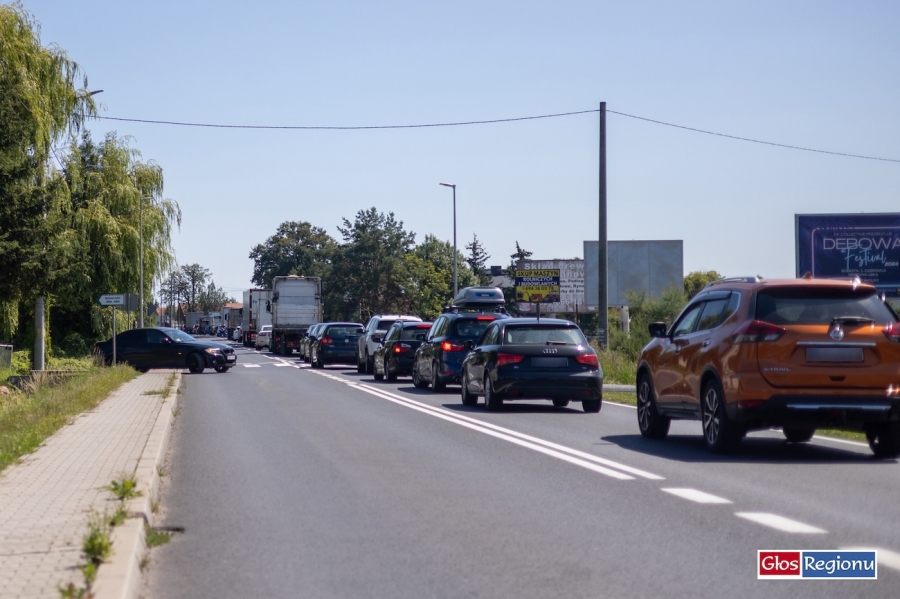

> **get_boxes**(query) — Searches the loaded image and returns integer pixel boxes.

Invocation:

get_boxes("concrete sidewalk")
[0,370,181,599]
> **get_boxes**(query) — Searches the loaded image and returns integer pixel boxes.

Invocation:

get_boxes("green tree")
[465,233,492,286]
[248,220,337,288]
[502,241,533,316]
[608,287,687,361]
[684,270,723,299]
[197,280,235,313]
[177,264,210,314]
[0,4,96,339]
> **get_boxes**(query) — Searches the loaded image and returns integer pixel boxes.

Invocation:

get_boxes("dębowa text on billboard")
[795,213,900,296]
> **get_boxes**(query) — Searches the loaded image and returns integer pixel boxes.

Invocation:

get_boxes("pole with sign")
[98,294,125,365]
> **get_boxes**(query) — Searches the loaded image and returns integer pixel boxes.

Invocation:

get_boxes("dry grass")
[0,364,137,473]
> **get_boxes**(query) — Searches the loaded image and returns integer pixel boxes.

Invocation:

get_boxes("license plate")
[226,355,236,361]
[805,347,864,363]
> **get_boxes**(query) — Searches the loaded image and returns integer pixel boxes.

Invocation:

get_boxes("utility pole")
[598,102,608,347]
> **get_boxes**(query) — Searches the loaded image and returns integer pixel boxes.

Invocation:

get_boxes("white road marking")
[242,364,261,368]
[735,512,826,534]
[843,547,900,572]
[273,363,291,367]
[662,488,732,504]
[811,435,869,448]
[304,370,662,480]
[603,401,636,410]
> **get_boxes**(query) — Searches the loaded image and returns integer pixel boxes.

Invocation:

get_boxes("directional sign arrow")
[98,294,125,306]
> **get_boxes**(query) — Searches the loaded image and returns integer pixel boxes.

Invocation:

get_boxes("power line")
[94,108,900,163]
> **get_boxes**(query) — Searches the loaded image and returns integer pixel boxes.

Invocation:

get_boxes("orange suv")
[636,277,900,457]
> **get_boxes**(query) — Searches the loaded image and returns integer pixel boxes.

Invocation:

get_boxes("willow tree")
[0,4,96,344]
[55,132,180,343]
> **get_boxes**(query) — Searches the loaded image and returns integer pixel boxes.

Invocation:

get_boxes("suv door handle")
[702,340,711,347]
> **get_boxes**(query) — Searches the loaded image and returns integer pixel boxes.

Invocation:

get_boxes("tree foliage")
[465,233,492,286]
[248,221,337,288]
[684,270,723,299]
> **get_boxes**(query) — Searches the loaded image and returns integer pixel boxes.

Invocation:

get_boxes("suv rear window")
[503,326,586,345]
[400,325,431,340]
[376,320,396,331]
[756,287,897,325]
[452,319,494,340]
[327,326,361,338]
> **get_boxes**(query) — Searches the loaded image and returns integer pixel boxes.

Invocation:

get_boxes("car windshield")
[503,326,586,345]
[452,319,493,340]
[756,288,897,325]
[167,329,195,343]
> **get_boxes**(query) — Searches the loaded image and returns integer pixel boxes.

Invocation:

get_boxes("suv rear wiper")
[832,316,875,326]
[545,340,569,345]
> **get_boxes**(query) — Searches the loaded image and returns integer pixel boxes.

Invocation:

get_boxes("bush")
[59,332,92,357]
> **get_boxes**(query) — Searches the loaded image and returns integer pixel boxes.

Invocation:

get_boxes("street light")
[139,196,153,328]
[439,183,457,296]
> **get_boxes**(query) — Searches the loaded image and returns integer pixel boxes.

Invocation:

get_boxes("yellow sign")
[515,269,560,303]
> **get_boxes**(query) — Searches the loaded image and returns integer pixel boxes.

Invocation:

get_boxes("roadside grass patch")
[0,364,137,473]
[144,523,172,548]
[108,474,141,501]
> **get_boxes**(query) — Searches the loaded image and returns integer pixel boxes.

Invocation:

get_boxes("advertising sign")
[515,269,560,303]
[584,240,684,307]
[515,260,590,314]
[796,213,900,296]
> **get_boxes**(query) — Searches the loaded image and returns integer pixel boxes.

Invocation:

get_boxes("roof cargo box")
[446,286,506,312]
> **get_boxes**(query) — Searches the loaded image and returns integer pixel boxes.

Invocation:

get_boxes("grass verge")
[0,364,137,473]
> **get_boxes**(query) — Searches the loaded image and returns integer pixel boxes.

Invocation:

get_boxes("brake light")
[476,316,495,321]
[441,341,465,352]
[884,322,900,343]
[416,324,432,328]
[497,353,525,367]
[575,354,599,368]
[394,343,411,354]
[731,320,785,343]
[321,336,333,345]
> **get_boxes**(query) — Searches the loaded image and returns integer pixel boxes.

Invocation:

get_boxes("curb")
[93,370,181,599]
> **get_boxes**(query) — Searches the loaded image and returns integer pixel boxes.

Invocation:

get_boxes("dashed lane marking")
[242,364,261,368]
[662,488,732,504]
[735,512,826,534]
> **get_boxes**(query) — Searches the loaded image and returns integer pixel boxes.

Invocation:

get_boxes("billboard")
[515,261,590,314]
[584,240,683,307]
[515,268,561,303]
[796,213,900,296]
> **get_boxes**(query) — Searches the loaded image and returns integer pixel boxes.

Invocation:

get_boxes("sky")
[23,0,900,299]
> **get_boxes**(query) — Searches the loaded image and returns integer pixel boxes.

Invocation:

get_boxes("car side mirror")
[464,340,474,350]
[372,334,381,344]
[648,322,668,338]
[357,327,365,334]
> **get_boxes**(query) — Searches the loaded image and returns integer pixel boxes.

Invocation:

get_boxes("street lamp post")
[439,183,457,296]
[139,196,152,328]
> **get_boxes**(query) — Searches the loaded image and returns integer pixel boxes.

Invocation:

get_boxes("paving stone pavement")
[0,371,179,599]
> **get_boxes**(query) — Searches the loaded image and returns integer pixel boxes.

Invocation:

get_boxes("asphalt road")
[146,341,900,598]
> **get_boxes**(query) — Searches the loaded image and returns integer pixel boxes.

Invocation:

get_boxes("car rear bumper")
[494,372,603,401]
[728,395,900,429]
[320,347,357,364]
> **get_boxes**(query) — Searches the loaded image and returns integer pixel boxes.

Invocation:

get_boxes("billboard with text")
[796,213,900,296]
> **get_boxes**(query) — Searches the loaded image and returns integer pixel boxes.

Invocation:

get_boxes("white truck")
[222,303,243,340]
[268,276,323,355]
[242,288,272,347]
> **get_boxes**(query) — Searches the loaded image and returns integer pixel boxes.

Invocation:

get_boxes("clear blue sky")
[26,0,900,298]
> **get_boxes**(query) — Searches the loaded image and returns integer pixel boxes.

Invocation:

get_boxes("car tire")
[582,400,601,413]
[431,361,446,392]
[460,370,477,406]
[187,353,205,374]
[365,350,373,374]
[385,357,397,382]
[552,399,569,408]
[637,373,670,439]
[373,357,384,380]
[412,363,428,389]
[357,353,366,373]
[783,425,815,443]
[484,375,502,411]
[867,422,900,458]
[314,351,324,369]
[701,379,742,453]
[214,366,230,373]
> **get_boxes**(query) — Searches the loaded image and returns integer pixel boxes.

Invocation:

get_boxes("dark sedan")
[460,319,602,413]
[93,327,237,374]
[373,321,433,381]
[309,323,364,368]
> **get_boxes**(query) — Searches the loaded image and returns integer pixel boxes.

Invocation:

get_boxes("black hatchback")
[460,318,602,413]
[373,321,433,381]
[93,327,237,374]
[309,322,364,368]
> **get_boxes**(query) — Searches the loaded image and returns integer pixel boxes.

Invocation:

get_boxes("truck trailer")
[242,288,272,347]
[269,276,323,355]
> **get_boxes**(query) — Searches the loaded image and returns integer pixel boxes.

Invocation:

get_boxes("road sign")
[98,294,125,306]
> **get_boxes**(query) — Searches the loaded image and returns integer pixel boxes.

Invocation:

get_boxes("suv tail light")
[575,354,599,368]
[884,322,900,343]
[441,341,465,352]
[731,320,786,343]
[394,343,411,354]
[320,336,333,345]
[497,353,525,367]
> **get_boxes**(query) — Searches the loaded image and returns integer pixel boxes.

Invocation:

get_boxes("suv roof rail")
[441,305,508,315]
[702,276,762,290]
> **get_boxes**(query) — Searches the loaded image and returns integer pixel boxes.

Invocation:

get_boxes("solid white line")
[273,363,291,367]
[812,434,869,448]
[603,401,636,410]
[351,382,663,480]
[352,384,635,480]
[843,547,900,572]
[242,364,262,368]
[735,512,826,534]
[662,488,732,504]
